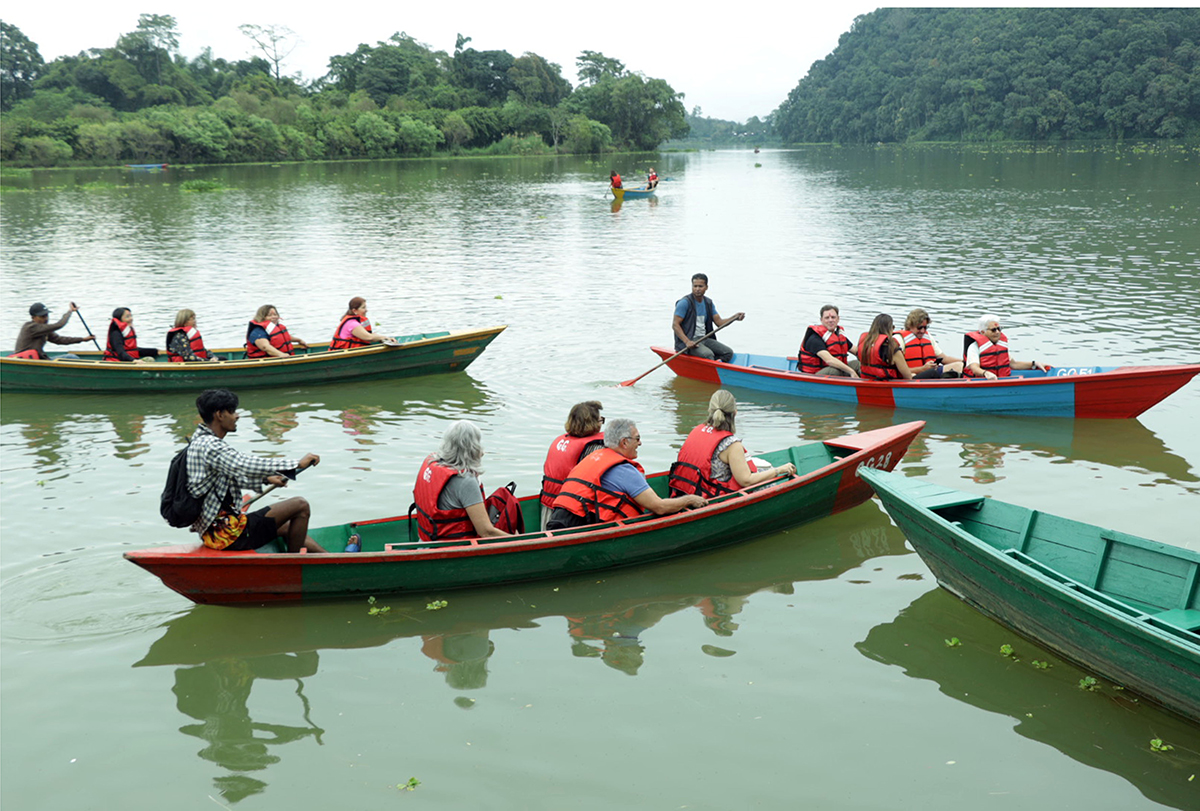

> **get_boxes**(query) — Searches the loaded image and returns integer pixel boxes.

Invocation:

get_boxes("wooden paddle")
[69,302,103,352]
[619,320,736,387]
[241,460,317,512]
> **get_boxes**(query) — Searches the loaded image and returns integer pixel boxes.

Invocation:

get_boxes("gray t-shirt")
[437,472,484,510]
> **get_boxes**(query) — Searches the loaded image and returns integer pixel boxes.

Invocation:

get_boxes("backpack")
[161,443,203,528]
[485,482,525,535]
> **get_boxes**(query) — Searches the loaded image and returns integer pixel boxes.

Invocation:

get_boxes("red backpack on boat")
[485,482,525,535]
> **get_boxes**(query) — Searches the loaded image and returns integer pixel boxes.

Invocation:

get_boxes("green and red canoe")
[125,421,924,605]
[0,325,505,393]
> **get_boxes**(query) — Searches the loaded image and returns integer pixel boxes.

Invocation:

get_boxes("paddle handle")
[621,320,736,387]
[69,301,103,353]
[242,484,279,512]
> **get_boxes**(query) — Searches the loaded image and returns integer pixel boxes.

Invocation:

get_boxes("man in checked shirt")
[187,388,326,553]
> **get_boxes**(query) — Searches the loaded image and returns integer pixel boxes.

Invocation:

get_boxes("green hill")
[773,7,1200,143]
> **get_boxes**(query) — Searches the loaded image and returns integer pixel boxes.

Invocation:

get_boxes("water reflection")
[857,588,1200,811]
[172,652,325,804]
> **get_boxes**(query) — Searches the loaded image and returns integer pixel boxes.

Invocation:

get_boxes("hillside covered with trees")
[0,16,688,166]
[773,8,1200,143]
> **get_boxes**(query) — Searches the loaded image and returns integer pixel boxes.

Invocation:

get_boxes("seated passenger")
[104,307,159,362]
[646,167,658,189]
[896,308,964,379]
[166,309,216,362]
[546,418,706,530]
[540,400,606,531]
[964,314,1046,380]
[669,389,796,497]
[412,421,513,543]
[797,304,860,377]
[330,297,391,350]
[610,170,623,189]
[857,314,932,380]
[246,304,307,359]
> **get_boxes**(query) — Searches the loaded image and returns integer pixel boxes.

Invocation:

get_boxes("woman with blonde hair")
[669,389,796,497]
[165,309,216,362]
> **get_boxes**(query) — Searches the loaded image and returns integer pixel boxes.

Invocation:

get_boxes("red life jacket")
[612,174,623,188]
[552,448,646,523]
[798,324,852,375]
[330,314,372,350]
[669,424,757,497]
[10,349,41,359]
[166,326,209,362]
[964,330,1011,377]
[540,432,605,507]
[858,333,902,380]
[104,318,140,362]
[896,330,935,367]
[412,456,485,543]
[245,320,294,358]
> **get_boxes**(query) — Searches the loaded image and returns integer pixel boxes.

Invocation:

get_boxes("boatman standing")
[11,302,94,359]
[672,273,744,363]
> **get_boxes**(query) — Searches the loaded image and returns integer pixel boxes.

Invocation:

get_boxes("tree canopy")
[773,8,1200,143]
[0,18,688,166]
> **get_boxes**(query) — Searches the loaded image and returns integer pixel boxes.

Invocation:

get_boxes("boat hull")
[125,422,923,605]
[0,326,505,393]
[612,187,654,200]
[860,468,1200,723]
[650,347,1200,418]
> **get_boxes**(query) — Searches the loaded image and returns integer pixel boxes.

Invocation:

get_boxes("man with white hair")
[547,418,706,530]
[964,314,1046,380]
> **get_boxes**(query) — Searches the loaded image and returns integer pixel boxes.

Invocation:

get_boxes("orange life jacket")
[245,320,294,358]
[104,318,139,362]
[669,424,755,497]
[896,330,935,367]
[798,324,852,374]
[551,448,645,523]
[963,330,1011,377]
[412,456,484,543]
[540,432,605,507]
[858,333,902,380]
[330,314,372,350]
[166,326,209,362]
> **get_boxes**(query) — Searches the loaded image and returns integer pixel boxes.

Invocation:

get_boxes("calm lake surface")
[2,145,1199,810]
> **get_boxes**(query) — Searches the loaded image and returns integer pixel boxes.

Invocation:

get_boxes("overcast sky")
[6,2,885,122]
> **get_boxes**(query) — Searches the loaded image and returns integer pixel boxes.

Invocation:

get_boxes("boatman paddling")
[672,273,744,363]
[11,302,94,360]
[188,388,326,553]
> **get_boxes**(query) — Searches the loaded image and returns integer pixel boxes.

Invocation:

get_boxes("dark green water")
[2,146,1198,809]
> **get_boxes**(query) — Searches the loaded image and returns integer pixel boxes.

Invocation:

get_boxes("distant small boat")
[125,163,169,170]
[611,186,655,201]
[860,468,1200,723]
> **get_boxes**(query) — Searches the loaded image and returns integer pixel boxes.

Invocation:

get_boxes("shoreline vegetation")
[3,9,1197,171]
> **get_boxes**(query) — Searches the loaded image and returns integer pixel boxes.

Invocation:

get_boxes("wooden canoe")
[0,325,506,393]
[649,347,1200,418]
[859,468,1200,723]
[124,421,924,605]
[611,186,655,201]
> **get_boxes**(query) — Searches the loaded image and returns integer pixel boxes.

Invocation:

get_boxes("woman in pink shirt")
[330,297,392,350]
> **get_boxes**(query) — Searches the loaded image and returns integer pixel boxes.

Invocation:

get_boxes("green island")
[2,7,1198,168]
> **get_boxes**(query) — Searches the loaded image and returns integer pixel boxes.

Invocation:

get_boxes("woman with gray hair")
[964,314,1046,380]
[670,389,796,497]
[412,420,513,543]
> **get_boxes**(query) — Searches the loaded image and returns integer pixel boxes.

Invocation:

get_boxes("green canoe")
[860,468,1200,724]
[124,422,923,605]
[0,325,505,393]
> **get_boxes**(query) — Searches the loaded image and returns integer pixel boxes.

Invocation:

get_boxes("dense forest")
[773,8,1200,143]
[0,16,689,166]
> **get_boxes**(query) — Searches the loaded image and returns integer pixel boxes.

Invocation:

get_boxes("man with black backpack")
[185,388,326,553]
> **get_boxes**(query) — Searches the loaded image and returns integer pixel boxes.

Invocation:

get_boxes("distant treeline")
[0,17,689,166]
[773,8,1200,143]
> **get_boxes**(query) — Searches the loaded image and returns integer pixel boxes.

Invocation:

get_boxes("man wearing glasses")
[547,418,706,530]
[964,314,1045,380]
[898,308,964,379]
